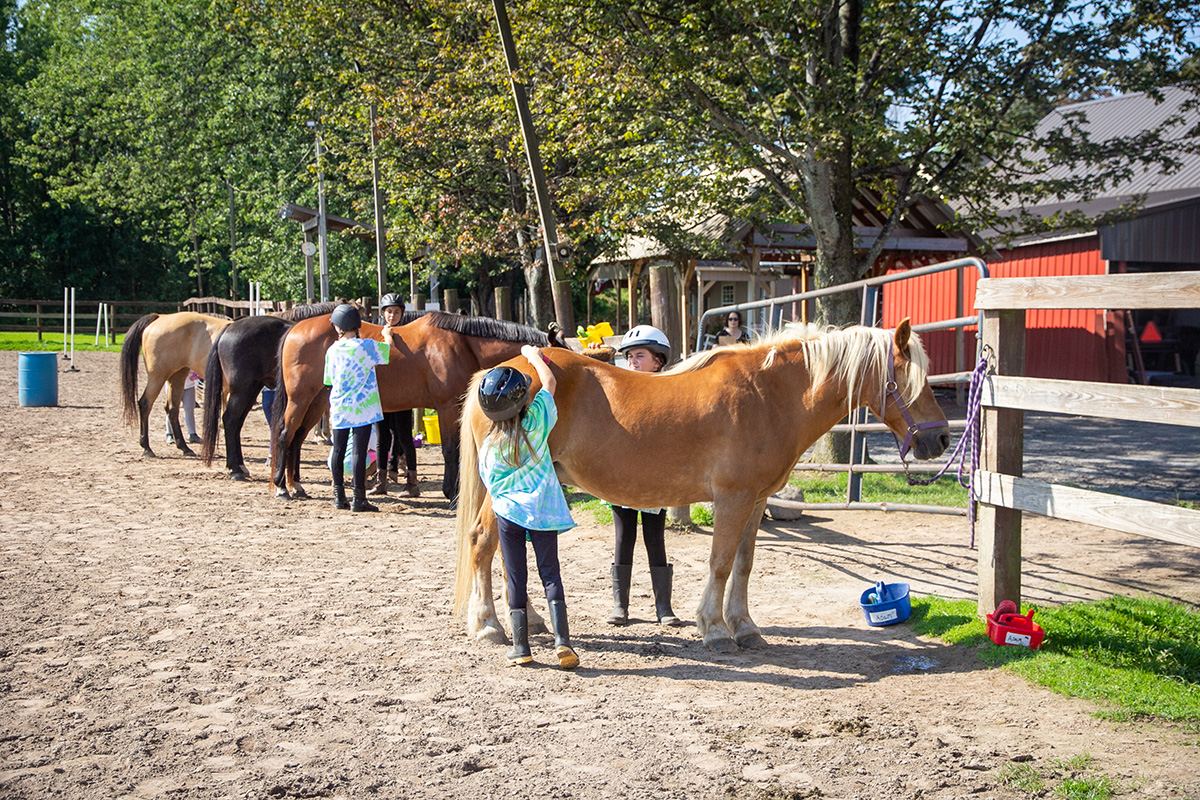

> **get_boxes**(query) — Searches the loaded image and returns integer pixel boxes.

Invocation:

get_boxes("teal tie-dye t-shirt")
[323,337,390,430]
[478,389,575,533]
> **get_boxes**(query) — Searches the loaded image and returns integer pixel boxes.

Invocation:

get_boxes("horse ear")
[894,318,912,356]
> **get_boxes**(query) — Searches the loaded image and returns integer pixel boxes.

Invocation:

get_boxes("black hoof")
[142,448,156,458]
[230,471,247,482]
[293,487,310,500]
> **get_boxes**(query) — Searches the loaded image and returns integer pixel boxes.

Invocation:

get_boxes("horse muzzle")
[909,424,951,460]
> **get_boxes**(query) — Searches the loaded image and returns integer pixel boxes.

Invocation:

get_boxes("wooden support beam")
[975,471,1200,549]
[981,375,1200,427]
[975,272,1200,310]
[977,308,1026,618]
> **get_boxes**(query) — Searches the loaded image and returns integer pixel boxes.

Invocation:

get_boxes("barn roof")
[1001,86,1200,225]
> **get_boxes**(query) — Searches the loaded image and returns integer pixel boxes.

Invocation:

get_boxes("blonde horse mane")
[667,324,931,411]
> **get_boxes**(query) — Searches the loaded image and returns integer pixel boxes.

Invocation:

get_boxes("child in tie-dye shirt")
[324,304,389,512]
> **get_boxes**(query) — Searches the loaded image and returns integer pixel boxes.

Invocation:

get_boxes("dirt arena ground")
[2,350,1199,799]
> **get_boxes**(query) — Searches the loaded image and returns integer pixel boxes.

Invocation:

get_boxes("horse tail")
[453,371,489,618]
[200,327,226,466]
[119,313,158,428]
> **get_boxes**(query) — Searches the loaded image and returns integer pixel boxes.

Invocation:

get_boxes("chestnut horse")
[270,311,562,501]
[120,311,231,457]
[199,302,343,479]
[453,321,951,653]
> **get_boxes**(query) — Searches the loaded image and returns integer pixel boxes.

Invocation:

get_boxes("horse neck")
[470,336,527,368]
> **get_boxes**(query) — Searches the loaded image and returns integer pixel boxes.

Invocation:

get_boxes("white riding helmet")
[617,325,671,359]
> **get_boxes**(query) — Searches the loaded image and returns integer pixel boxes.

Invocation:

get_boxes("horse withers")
[453,320,951,653]
[120,311,231,458]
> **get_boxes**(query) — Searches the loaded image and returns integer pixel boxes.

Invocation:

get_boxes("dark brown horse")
[120,311,231,457]
[198,303,341,479]
[270,311,563,501]
[454,321,951,652]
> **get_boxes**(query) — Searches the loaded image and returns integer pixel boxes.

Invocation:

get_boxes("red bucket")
[986,601,1045,650]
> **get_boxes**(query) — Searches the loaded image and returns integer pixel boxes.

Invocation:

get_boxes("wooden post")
[443,288,459,314]
[977,308,1026,618]
[412,294,426,311]
[494,286,511,320]
[36,303,43,341]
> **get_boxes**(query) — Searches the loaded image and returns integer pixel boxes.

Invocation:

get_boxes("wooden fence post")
[494,286,511,320]
[977,308,1026,617]
[443,289,459,314]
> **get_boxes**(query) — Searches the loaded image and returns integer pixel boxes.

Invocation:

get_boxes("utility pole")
[369,103,387,303]
[492,0,574,331]
[227,181,238,300]
[308,121,330,303]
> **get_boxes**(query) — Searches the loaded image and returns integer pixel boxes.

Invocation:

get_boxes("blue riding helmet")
[330,304,362,332]
[478,366,532,421]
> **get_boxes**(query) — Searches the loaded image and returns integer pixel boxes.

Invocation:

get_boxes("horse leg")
[164,369,194,456]
[289,397,326,500]
[441,431,460,506]
[697,491,759,653]
[466,503,508,644]
[222,387,257,480]
[725,498,770,649]
[137,373,169,458]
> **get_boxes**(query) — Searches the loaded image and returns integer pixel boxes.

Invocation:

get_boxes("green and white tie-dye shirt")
[478,389,575,533]
[323,338,390,430]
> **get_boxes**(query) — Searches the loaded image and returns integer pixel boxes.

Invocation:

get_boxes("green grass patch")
[0,331,124,352]
[911,594,1200,724]
[565,491,613,525]
[789,469,969,507]
[999,754,1120,799]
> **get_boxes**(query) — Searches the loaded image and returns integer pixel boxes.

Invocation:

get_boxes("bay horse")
[120,311,231,457]
[270,311,564,502]
[453,320,951,653]
[198,302,343,479]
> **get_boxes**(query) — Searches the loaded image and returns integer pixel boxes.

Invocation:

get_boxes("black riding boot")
[548,600,579,670]
[506,608,533,665]
[650,565,683,627]
[606,564,632,626]
[332,481,350,510]
[351,485,378,513]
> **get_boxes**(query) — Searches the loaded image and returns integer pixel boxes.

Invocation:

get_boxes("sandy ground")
[2,350,1199,800]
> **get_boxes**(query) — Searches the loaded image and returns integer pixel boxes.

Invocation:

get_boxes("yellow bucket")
[423,414,441,445]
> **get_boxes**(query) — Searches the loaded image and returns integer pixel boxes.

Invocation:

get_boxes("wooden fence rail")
[0,296,287,338]
[973,271,1200,617]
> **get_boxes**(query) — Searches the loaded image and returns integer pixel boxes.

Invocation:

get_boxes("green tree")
[521,0,1200,324]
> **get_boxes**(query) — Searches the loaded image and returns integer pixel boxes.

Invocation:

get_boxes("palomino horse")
[453,320,951,653]
[270,311,563,502]
[120,311,231,457]
[199,302,341,479]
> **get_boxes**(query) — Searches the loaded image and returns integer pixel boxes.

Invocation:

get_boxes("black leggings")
[613,506,668,567]
[497,516,565,610]
[330,425,372,495]
[376,410,417,473]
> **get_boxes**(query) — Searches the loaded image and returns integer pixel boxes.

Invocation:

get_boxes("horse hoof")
[293,487,310,500]
[179,446,196,457]
[274,488,291,500]
[475,625,508,646]
[703,635,740,654]
[230,472,247,482]
[735,631,768,650]
[527,617,549,636]
[142,449,156,459]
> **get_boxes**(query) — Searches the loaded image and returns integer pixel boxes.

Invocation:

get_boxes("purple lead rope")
[900,351,990,547]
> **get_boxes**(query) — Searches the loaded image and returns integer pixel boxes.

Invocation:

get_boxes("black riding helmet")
[330,303,361,331]
[379,293,404,311]
[478,366,532,421]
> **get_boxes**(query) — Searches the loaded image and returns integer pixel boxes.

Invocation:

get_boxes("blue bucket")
[18,351,59,407]
[859,581,911,626]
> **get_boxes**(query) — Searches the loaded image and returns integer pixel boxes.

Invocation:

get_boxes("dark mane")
[276,302,339,322]
[422,311,550,346]
[399,309,428,325]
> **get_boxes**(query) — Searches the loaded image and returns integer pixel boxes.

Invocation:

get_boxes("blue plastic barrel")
[18,351,59,407]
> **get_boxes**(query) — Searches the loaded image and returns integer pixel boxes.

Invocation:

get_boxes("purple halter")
[884,351,946,460]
